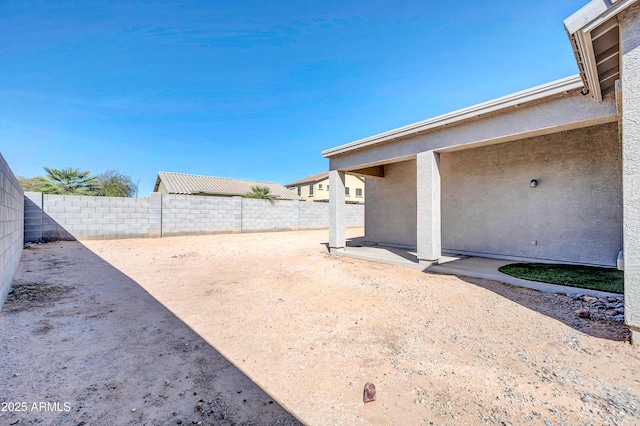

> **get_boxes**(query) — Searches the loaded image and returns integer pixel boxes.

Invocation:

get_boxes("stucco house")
[323,0,640,343]
[154,171,303,201]
[285,172,365,204]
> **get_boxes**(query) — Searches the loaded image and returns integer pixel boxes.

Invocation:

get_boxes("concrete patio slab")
[334,245,622,299]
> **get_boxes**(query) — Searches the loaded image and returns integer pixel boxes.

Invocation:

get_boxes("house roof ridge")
[285,171,330,186]
[158,171,281,186]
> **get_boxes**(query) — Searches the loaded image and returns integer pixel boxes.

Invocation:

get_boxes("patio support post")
[621,3,640,344]
[416,150,441,264]
[329,170,346,249]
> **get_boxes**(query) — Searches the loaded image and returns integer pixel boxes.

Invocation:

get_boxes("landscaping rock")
[575,309,591,319]
[363,382,376,403]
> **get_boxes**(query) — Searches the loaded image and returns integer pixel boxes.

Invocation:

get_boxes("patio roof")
[322,75,584,159]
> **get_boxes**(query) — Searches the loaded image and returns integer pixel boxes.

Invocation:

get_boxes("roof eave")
[322,75,584,158]
[564,0,639,102]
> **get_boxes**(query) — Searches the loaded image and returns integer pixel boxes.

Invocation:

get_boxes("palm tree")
[244,185,276,200]
[36,167,97,195]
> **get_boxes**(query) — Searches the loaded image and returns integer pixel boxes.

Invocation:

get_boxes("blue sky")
[1,0,587,195]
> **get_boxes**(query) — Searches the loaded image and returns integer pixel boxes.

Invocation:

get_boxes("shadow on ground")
[455,275,630,342]
[326,236,629,343]
[0,241,302,426]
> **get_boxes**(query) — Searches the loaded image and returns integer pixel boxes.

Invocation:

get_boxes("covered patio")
[325,76,620,266]
[322,0,640,342]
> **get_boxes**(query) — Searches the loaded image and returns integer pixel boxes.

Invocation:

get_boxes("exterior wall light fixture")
[530,179,538,188]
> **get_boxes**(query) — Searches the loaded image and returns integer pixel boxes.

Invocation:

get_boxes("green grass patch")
[498,263,624,294]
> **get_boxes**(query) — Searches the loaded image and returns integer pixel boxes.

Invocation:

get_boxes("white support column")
[329,170,346,249]
[416,150,441,264]
[621,3,640,344]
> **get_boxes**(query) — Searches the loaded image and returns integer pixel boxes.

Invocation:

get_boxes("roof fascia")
[322,75,583,158]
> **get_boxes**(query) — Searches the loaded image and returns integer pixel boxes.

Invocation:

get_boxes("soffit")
[565,0,638,101]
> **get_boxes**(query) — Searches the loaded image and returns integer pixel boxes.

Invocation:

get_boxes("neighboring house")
[322,0,640,343]
[285,172,365,204]
[153,171,303,200]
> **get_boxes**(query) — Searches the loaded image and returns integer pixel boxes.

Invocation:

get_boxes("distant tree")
[37,167,97,195]
[95,169,136,197]
[244,185,275,200]
[16,176,45,192]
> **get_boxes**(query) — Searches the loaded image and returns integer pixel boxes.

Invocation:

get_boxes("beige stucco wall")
[294,175,365,203]
[156,180,169,194]
[365,159,417,247]
[440,123,622,266]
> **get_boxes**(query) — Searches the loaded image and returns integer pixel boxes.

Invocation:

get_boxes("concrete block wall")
[24,192,44,242]
[149,193,162,238]
[162,194,241,236]
[23,193,364,241]
[241,198,300,232]
[25,193,151,241]
[345,203,365,227]
[282,201,364,230]
[299,202,330,229]
[0,153,24,309]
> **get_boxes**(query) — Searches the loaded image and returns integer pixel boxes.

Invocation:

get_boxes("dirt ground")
[2,228,640,425]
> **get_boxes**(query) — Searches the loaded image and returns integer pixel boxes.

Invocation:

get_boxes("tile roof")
[154,172,303,200]
[285,171,329,187]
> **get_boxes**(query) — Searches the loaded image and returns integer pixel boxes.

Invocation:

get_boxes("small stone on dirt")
[165,379,171,385]
[575,309,590,318]
[195,402,203,411]
[363,382,376,403]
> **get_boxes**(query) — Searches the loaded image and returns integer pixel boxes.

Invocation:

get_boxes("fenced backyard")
[1,228,637,425]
